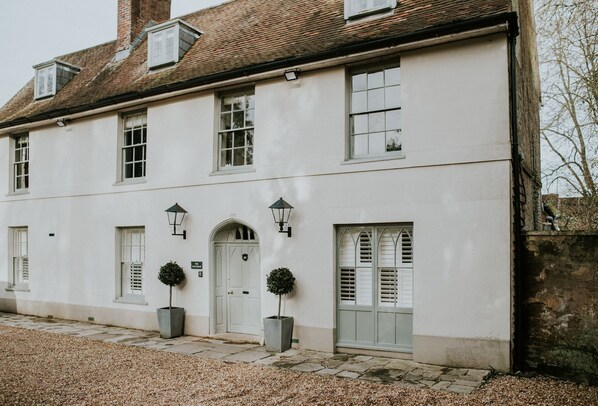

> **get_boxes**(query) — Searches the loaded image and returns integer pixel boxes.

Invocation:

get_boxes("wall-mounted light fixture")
[284,68,301,81]
[165,203,187,239]
[269,197,293,237]
[56,118,71,127]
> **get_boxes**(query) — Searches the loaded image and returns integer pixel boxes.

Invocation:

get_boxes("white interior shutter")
[129,263,143,294]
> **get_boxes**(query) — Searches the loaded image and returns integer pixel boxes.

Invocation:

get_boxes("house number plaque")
[191,261,203,269]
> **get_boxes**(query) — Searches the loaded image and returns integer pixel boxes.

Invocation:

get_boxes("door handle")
[243,291,249,295]
[228,291,233,295]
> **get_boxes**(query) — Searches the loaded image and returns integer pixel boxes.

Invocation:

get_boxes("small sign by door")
[191,261,202,269]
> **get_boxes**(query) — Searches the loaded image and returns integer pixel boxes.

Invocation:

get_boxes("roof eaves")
[0,12,518,130]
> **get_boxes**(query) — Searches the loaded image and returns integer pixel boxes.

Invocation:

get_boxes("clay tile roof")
[0,0,513,128]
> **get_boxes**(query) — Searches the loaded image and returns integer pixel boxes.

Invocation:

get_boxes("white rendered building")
[0,0,541,371]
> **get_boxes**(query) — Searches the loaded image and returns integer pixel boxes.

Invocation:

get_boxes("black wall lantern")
[269,197,293,237]
[165,203,187,239]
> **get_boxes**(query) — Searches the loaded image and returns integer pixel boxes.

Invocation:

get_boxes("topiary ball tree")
[158,261,186,309]
[266,267,295,319]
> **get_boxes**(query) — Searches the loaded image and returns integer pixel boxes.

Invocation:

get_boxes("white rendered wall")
[0,34,511,368]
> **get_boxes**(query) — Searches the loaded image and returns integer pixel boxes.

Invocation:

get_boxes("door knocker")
[242,253,249,261]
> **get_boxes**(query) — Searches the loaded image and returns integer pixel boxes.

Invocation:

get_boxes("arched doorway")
[211,221,261,336]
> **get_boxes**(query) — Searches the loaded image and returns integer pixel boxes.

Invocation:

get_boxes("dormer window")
[33,60,80,100]
[146,19,201,69]
[345,0,397,19]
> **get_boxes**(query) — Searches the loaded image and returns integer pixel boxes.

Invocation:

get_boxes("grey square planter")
[264,316,294,352]
[157,307,185,339]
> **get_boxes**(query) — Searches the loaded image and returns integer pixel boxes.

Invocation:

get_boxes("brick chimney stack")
[116,0,171,59]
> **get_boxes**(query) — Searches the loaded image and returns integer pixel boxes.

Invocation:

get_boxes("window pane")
[246,95,255,110]
[385,85,401,108]
[351,91,368,113]
[134,146,144,162]
[134,162,144,178]
[352,134,368,156]
[124,163,133,179]
[385,67,400,86]
[124,147,134,163]
[368,112,385,132]
[221,97,233,112]
[367,88,384,111]
[352,73,367,92]
[246,146,253,165]
[233,131,245,148]
[386,109,401,130]
[233,111,244,129]
[222,133,233,149]
[220,113,232,130]
[233,149,245,166]
[46,67,54,93]
[245,109,255,127]
[368,71,384,89]
[246,130,254,146]
[165,28,175,61]
[232,96,244,111]
[124,131,132,146]
[221,149,232,167]
[370,132,386,155]
[386,130,402,152]
[352,114,368,135]
[133,129,141,145]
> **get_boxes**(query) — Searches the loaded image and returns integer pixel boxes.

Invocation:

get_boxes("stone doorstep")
[163,342,211,355]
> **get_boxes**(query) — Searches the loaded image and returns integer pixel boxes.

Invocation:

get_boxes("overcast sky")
[0,0,226,108]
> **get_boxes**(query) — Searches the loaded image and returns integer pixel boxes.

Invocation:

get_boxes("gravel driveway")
[0,326,596,405]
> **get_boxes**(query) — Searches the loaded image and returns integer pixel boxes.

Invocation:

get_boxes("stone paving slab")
[0,312,489,394]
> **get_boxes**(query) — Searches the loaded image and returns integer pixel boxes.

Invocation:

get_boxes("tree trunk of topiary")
[278,294,282,319]
[169,285,172,310]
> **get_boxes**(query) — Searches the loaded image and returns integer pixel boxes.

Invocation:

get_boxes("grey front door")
[226,243,260,335]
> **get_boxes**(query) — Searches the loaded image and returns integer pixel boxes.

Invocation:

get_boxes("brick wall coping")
[524,231,598,237]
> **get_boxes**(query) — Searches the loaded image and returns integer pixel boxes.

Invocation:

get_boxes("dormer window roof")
[146,19,201,69]
[33,60,81,100]
[345,0,397,20]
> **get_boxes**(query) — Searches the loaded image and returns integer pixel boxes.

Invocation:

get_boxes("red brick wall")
[522,232,598,385]
[117,0,172,52]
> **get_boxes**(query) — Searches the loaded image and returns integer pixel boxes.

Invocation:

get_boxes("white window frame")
[11,133,29,192]
[120,111,147,181]
[348,63,403,160]
[148,25,178,68]
[115,227,146,304]
[8,227,29,291]
[344,0,397,19]
[34,64,56,99]
[217,89,255,171]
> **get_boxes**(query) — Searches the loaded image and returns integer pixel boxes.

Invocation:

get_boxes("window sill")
[342,153,406,165]
[6,189,30,197]
[113,178,147,187]
[210,167,256,176]
[5,287,30,292]
[114,297,148,306]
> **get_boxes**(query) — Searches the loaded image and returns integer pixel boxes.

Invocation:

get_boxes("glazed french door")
[337,225,413,352]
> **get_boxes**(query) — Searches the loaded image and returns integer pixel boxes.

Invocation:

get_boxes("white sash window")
[12,228,29,287]
[120,228,145,297]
